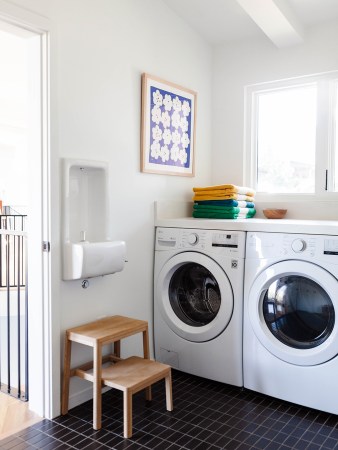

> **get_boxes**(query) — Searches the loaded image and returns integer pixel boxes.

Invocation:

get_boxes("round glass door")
[248,260,338,365]
[262,275,335,349]
[156,252,234,342]
[169,263,221,327]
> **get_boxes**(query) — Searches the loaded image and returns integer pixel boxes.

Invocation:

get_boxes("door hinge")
[42,241,50,252]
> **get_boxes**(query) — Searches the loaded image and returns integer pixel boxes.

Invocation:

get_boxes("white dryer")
[154,227,245,386]
[244,231,338,414]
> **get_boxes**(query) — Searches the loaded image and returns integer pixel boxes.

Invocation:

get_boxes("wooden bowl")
[263,209,287,219]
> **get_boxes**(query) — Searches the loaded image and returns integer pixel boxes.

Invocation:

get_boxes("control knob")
[187,233,199,245]
[291,239,306,253]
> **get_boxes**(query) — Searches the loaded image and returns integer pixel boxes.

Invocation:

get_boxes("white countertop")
[155,217,338,235]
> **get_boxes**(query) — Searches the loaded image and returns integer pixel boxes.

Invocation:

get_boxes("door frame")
[0,1,59,419]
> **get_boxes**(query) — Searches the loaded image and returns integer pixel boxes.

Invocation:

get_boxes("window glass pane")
[334,82,338,191]
[256,85,317,193]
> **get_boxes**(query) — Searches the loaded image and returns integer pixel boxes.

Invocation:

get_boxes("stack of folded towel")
[192,184,256,219]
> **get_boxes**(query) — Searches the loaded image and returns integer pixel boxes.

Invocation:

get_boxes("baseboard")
[68,386,111,410]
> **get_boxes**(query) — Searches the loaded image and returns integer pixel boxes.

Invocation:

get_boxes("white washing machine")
[244,231,338,414]
[154,227,245,386]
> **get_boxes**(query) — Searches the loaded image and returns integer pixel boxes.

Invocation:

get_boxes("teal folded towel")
[194,200,255,208]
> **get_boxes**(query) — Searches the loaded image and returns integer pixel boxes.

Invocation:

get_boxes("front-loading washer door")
[248,260,338,366]
[156,252,234,342]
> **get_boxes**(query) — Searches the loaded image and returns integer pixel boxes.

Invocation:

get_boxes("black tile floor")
[1,369,338,450]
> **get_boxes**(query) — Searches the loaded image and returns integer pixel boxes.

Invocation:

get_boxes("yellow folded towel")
[193,193,255,202]
[194,189,237,196]
[193,184,255,196]
[194,189,253,197]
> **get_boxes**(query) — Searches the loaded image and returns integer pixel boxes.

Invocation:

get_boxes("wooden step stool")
[61,315,173,436]
[101,356,173,438]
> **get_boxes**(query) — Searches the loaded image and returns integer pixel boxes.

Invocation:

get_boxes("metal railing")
[0,226,28,401]
[0,214,27,233]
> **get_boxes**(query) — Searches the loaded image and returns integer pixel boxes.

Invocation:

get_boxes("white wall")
[0,30,29,209]
[6,0,213,414]
[212,20,338,219]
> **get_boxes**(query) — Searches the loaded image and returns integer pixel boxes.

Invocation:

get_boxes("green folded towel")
[192,209,256,219]
[193,205,254,214]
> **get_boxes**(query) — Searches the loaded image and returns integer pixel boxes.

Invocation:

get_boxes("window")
[334,81,338,190]
[245,72,338,198]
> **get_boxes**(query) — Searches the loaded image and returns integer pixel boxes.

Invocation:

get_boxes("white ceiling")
[162,0,338,47]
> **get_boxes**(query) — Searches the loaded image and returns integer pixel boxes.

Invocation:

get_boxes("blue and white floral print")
[149,86,192,168]
[151,106,162,125]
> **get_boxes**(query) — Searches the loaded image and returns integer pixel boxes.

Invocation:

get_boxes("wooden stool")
[101,356,173,438]
[61,315,151,430]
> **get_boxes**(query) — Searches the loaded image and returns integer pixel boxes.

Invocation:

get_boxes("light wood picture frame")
[141,73,196,176]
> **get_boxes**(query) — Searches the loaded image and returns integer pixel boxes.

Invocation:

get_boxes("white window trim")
[244,70,338,203]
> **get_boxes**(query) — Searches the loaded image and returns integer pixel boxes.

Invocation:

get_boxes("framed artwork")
[141,73,197,176]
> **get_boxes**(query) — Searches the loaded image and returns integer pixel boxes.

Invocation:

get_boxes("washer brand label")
[231,260,238,269]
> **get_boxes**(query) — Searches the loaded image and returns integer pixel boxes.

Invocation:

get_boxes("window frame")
[244,71,338,202]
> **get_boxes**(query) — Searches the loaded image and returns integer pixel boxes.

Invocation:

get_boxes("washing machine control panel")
[212,232,238,248]
[324,239,338,255]
[247,232,338,262]
[156,228,179,248]
[156,227,208,249]
[284,235,316,256]
[155,227,246,256]
[291,238,307,253]
[247,233,317,258]
[182,231,206,248]
[187,233,199,245]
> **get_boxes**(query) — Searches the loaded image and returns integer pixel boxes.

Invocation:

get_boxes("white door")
[248,260,338,365]
[0,2,53,418]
